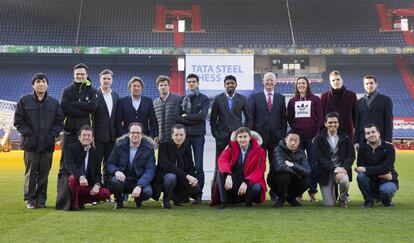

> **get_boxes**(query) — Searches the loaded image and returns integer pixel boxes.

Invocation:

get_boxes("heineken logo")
[37,46,73,54]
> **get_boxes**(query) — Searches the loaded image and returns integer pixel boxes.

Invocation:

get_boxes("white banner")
[185,54,254,95]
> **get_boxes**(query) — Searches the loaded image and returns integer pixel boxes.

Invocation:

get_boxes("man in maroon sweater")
[321,71,357,141]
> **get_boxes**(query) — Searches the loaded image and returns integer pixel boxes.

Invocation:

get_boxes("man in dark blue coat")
[107,122,156,209]
[116,76,158,138]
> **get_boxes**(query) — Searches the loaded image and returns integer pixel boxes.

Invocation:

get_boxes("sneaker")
[339,200,348,208]
[361,200,374,208]
[114,201,124,209]
[26,202,36,209]
[287,198,302,207]
[273,199,284,208]
[308,192,318,203]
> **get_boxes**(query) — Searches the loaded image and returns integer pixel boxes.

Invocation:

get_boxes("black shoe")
[269,190,278,201]
[114,201,123,209]
[286,198,302,207]
[216,203,227,209]
[69,207,82,211]
[382,199,395,207]
[192,194,202,205]
[162,201,172,209]
[361,200,374,208]
[135,200,142,208]
[273,199,284,208]
[245,202,253,208]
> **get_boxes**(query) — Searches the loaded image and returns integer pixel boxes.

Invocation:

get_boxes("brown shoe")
[308,192,318,203]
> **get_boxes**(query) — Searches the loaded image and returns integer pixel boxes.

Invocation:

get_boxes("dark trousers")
[23,151,53,206]
[217,171,262,205]
[267,173,309,202]
[301,139,317,194]
[68,175,111,208]
[109,176,152,203]
[187,135,205,193]
[95,141,115,186]
[162,173,201,203]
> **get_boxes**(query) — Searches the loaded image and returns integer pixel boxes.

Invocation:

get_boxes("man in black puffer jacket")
[14,73,64,209]
[267,130,311,208]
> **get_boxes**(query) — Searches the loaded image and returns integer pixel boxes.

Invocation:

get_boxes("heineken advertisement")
[2,45,414,56]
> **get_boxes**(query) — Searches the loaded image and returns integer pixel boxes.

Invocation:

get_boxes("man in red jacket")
[210,127,267,208]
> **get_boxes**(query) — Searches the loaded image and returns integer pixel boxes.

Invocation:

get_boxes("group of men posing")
[14,63,398,210]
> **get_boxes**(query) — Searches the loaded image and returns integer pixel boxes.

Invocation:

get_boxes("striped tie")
[267,92,272,111]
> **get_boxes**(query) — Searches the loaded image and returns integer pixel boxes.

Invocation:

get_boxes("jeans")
[216,171,262,205]
[357,172,398,203]
[162,173,177,203]
[320,173,349,206]
[187,135,205,192]
[301,139,317,194]
[109,176,152,203]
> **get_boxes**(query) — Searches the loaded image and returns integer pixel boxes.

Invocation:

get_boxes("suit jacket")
[94,89,119,143]
[321,87,357,141]
[106,136,156,188]
[64,141,101,185]
[210,92,252,146]
[248,91,287,148]
[355,92,393,144]
[116,95,158,138]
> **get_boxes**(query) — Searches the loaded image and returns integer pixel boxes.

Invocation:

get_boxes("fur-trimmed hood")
[115,134,157,150]
[230,130,263,146]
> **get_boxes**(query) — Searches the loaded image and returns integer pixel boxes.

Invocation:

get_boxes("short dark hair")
[224,75,237,84]
[364,123,379,131]
[171,124,187,134]
[186,73,199,82]
[99,69,113,77]
[363,75,377,83]
[156,75,171,86]
[294,76,312,97]
[32,73,49,85]
[74,63,89,72]
[128,122,143,132]
[286,129,301,139]
[235,127,251,137]
[78,124,94,136]
[325,112,340,122]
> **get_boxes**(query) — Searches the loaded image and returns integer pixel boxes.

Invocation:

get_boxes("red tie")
[267,93,272,111]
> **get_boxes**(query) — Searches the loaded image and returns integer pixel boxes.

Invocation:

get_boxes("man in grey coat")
[153,75,181,144]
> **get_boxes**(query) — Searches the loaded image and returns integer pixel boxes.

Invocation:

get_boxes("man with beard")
[210,75,252,195]
[356,124,398,208]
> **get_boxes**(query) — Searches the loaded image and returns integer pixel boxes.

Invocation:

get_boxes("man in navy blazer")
[248,72,287,163]
[355,75,393,149]
[94,69,119,185]
[107,122,156,209]
[116,76,158,138]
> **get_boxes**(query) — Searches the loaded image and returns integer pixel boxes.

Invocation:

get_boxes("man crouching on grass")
[356,123,399,208]
[210,127,267,209]
[65,125,111,211]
